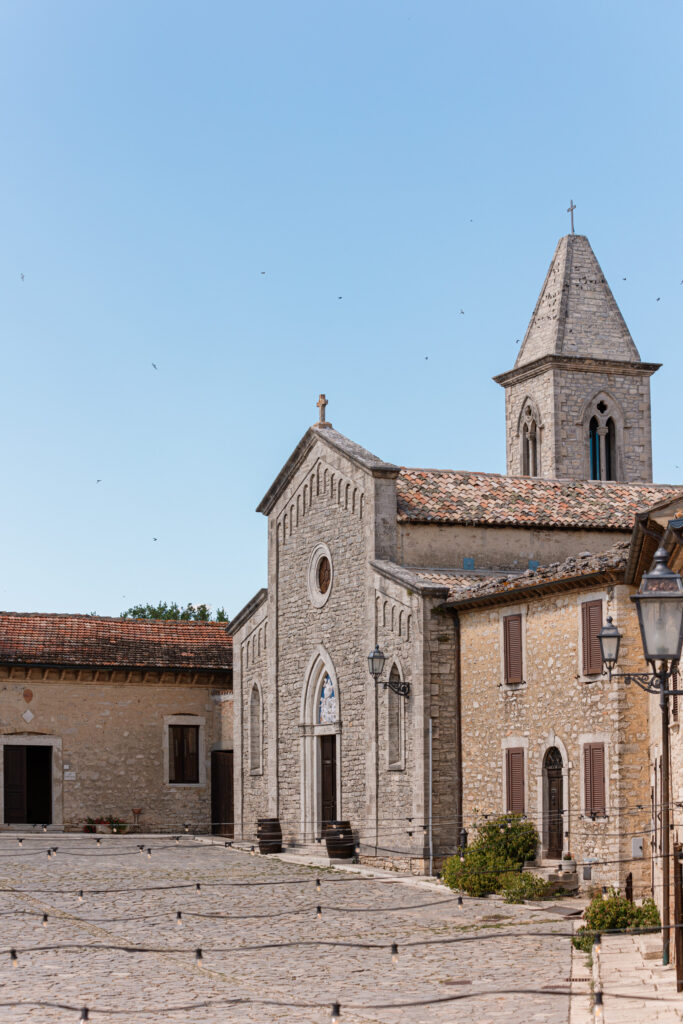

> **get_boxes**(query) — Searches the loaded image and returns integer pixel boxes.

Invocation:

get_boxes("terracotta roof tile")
[0,613,232,671]
[397,470,681,530]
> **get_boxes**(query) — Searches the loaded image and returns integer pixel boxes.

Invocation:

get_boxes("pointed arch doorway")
[300,649,341,842]
[543,747,564,859]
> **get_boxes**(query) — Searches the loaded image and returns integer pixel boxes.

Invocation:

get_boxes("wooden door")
[4,746,27,824]
[320,735,337,829]
[26,747,52,824]
[545,747,563,859]
[4,745,52,825]
[211,750,234,837]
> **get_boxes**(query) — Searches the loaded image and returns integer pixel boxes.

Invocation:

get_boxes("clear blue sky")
[1,1,682,619]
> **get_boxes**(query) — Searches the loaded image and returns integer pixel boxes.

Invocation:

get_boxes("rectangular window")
[581,600,603,675]
[169,725,199,784]
[506,748,525,814]
[503,614,523,685]
[584,742,606,816]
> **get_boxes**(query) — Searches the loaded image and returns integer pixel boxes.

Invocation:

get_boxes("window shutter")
[184,726,199,784]
[506,748,525,814]
[584,743,605,816]
[504,615,523,685]
[582,600,603,675]
[673,671,679,722]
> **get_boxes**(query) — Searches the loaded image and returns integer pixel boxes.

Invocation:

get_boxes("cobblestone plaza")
[0,836,574,1023]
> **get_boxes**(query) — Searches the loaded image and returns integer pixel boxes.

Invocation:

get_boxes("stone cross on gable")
[315,394,332,428]
[567,199,576,234]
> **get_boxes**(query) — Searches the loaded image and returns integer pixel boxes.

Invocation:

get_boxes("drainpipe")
[428,717,433,876]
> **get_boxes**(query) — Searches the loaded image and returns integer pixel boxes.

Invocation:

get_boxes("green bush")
[442,814,540,898]
[499,870,552,903]
[442,846,517,897]
[572,888,661,952]
[474,815,539,865]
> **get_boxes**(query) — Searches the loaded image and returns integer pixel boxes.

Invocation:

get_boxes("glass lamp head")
[367,645,386,682]
[631,547,683,665]
[598,617,622,673]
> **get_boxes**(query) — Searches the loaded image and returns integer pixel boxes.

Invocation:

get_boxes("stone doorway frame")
[537,734,569,859]
[299,646,341,842]
[0,734,63,828]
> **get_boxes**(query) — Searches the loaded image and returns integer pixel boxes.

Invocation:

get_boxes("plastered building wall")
[0,666,228,831]
[458,584,651,894]
[398,521,631,572]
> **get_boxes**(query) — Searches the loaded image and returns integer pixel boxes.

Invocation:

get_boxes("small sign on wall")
[63,771,76,781]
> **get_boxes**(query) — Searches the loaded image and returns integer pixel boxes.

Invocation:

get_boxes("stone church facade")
[231,232,680,883]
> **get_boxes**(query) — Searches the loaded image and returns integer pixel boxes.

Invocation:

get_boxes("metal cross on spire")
[567,199,576,234]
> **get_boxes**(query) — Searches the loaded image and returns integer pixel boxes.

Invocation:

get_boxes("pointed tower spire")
[515,234,641,369]
[494,234,660,484]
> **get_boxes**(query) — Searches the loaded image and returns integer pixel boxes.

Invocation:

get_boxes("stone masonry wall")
[231,600,268,842]
[459,583,651,894]
[0,667,225,831]
[372,575,422,861]
[270,440,374,845]
[504,365,654,482]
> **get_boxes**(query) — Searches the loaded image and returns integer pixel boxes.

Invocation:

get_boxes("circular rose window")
[308,543,333,607]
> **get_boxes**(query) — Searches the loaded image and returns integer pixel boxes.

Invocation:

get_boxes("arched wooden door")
[544,747,563,859]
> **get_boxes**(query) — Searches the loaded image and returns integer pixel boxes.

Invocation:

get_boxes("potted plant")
[562,851,576,870]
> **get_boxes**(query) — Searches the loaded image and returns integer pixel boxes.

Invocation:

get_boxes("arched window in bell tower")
[589,416,600,480]
[520,401,540,477]
[605,418,616,481]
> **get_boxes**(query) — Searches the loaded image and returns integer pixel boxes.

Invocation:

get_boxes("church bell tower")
[493,232,660,483]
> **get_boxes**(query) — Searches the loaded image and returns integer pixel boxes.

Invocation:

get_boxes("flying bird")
[96,479,102,484]
[337,296,342,300]
[622,277,627,281]
[260,271,266,275]
[657,297,661,302]
[151,363,158,370]
[153,537,157,542]
[459,309,464,315]
[20,273,24,282]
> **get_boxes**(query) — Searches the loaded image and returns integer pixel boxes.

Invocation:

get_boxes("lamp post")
[367,644,411,698]
[598,547,683,966]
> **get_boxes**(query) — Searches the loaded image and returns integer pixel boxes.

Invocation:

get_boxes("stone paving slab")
[596,933,683,1022]
[0,833,575,1023]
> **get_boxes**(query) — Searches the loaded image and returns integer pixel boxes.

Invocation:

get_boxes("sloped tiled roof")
[414,569,517,591]
[444,542,630,607]
[0,613,232,671]
[397,469,681,530]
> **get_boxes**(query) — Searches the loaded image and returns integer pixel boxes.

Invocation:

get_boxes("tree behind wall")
[120,602,228,621]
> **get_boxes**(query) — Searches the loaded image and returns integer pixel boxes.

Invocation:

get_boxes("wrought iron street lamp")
[367,644,410,698]
[597,547,683,966]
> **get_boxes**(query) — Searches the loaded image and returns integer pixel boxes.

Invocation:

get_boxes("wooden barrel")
[324,820,354,859]
[256,818,282,854]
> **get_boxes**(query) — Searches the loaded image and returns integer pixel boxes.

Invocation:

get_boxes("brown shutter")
[184,726,199,784]
[169,725,181,783]
[673,671,679,722]
[584,743,606,815]
[504,614,523,685]
[506,748,525,814]
[582,600,603,675]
